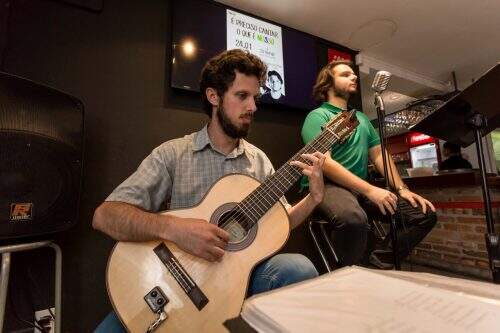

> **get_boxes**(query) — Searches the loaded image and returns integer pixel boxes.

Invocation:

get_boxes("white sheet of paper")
[241,267,500,333]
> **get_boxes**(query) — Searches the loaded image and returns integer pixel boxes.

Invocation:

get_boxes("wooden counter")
[373,171,500,189]
[403,171,500,189]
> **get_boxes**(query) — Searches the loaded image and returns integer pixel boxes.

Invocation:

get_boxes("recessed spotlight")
[182,40,196,57]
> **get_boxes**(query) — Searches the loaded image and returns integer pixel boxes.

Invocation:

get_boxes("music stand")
[411,63,500,283]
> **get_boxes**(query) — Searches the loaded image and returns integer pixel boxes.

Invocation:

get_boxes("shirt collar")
[192,125,211,152]
[192,124,254,159]
[321,102,345,114]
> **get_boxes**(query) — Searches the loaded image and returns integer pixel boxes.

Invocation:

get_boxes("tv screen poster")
[227,9,285,103]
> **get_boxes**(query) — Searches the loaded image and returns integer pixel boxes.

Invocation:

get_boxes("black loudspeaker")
[0,72,84,240]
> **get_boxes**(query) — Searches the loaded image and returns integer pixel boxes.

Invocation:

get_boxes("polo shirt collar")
[321,102,345,114]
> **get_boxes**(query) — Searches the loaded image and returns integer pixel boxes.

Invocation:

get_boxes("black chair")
[308,215,394,272]
[308,218,340,273]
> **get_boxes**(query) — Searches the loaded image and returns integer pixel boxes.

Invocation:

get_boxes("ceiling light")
[347,19,397,50]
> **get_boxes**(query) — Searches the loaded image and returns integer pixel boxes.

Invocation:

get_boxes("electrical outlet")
[34,308,55,333]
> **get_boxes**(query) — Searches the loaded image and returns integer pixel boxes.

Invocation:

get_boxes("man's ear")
[206,88,220,107]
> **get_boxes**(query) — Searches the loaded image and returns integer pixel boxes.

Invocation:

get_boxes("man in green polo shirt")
[301,60,437,267]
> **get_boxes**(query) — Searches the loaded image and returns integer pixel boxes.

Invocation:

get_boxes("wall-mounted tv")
[170,0,357,110]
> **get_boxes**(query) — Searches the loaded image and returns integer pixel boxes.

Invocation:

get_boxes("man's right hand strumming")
[93,202,229,262]
[167,217,230,263]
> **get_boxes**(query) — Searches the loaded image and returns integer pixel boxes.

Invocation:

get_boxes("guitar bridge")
[154,243,209,310]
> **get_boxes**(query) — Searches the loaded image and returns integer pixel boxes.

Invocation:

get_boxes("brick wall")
[408,186,500,279]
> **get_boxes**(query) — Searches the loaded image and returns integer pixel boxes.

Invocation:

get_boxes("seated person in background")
[301,60,437,267]
[440,141,473,170]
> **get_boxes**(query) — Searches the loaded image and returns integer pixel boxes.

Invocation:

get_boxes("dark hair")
[312,60,353,102]
[443,141,461,154]
[199,49,267,117]
[267,70,283,84]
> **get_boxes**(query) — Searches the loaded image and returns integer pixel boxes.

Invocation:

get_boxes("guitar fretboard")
[236,123,342,228]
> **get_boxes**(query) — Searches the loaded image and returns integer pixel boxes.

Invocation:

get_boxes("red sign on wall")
[408,132,435,146]
[328,48,352,62]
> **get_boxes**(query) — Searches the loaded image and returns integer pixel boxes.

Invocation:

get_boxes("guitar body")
[106,174,290,332]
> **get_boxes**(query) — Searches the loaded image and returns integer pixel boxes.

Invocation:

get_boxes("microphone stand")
[374,93,401,270]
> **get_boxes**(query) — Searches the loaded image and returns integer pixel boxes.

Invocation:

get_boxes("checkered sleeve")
[105,144,173,212]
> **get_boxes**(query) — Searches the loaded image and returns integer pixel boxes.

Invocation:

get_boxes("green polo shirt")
[301,102,380,188]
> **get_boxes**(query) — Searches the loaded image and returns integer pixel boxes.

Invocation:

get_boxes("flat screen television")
[170,0,357,110]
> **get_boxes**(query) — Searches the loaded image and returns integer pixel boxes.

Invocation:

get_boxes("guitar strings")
[166,260,192,293]
[218,112,355,232]
[217,121,346,233]
[218,119,346,233]
[246,111,357,226]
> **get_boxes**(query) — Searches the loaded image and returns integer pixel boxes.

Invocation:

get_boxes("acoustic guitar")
[106,110,359,332]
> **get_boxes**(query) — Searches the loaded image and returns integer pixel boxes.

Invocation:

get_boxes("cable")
[26,263,56,325]
[48,307,56,320]
[8,286,46,332]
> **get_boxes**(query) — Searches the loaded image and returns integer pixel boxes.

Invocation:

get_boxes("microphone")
[372,70,392,112]
[371,70,392,94]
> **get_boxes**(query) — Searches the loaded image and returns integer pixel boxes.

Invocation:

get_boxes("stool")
[0,241,62,333]
[308,219,340,272]
[371,217,390,247]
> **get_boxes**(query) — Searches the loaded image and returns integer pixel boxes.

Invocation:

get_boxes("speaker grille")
[0,72,83,240]
[0,73,82,149]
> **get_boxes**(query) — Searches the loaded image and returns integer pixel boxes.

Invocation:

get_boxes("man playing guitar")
[93,49,326,332]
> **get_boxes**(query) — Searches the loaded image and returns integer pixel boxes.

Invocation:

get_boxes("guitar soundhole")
[210,202,257,251]
[220,211,248,243]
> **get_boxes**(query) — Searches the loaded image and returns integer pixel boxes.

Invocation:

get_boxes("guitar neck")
[238,128,339,225]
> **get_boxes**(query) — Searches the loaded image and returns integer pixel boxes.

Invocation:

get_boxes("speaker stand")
[0,241,62,333]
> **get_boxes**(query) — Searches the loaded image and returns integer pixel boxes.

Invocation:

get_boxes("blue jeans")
[95,253,317,332]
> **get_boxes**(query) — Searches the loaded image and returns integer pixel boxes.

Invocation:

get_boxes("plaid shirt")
[106,125,288,211]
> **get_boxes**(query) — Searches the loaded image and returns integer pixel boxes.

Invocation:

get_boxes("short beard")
[216,103,251,139]
[332,85,351,100]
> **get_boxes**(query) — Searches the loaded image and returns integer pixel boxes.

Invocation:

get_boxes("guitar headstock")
[322,110,360,144]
